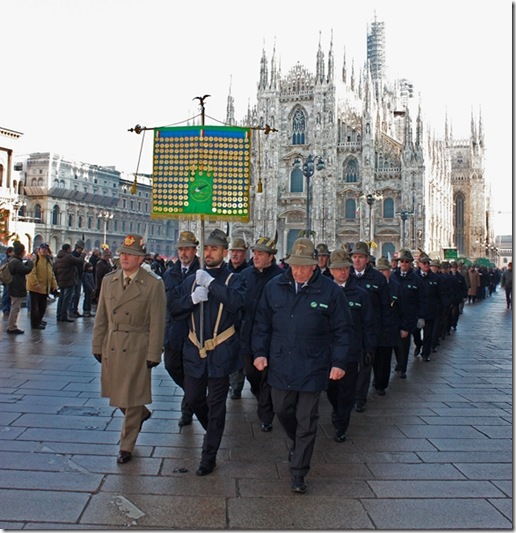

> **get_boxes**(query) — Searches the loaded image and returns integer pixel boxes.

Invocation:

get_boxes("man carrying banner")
[171,228,247,476]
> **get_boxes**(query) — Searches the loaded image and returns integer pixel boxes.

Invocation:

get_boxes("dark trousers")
[57,286,74,320]
[71,281,82,313]
[271,387,320,477]
[355,351,373,405]
[395,334,411,373]
[326,362,359,435]
[421,320,434,358]
[29,291,48,327]
[183,372,229,467]
[373,346,394,390]
[82,288,93,314]
[244,353,275,425]
[229,369,245,393]
[164,346,193,417]
[505,287,512,308]
[450,304,460,328]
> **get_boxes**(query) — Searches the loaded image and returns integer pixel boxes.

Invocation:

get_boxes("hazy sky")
[1,0,512,234]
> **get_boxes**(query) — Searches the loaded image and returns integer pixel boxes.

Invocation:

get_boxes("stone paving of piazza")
[0,289,512,529]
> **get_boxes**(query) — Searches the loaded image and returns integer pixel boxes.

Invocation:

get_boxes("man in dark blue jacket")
[327,249,375,442]
[391,248,424,378]
[171,229,246,476]
[252,238,353,494]
[449,260,468,329]
[163,231,200,427]
[239,236,283,431]
[350,241,390,412]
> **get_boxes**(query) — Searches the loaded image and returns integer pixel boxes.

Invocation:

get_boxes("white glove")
[191,286,209,304]
[195,269,214,288]
[417,318,425,329]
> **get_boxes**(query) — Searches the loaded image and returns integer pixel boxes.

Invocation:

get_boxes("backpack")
[0,259,13,285]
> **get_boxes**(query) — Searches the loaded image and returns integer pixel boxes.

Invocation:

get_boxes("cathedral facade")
[225,18,490,261]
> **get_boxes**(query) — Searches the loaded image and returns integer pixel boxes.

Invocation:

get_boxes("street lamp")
[396,209,414,248]
[294,154,325,236]
[360,190,383,250]
[97,210,113,248]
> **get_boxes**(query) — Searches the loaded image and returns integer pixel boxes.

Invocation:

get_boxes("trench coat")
[92,267,166,407]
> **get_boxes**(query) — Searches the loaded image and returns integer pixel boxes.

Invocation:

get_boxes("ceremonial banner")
[152,125,251,221]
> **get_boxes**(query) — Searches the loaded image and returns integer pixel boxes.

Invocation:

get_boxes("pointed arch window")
[345,159,358,182]
[345,198,356,219]
[383,198,394,218]
[454,193,465,253]
[382,242,395,259]
[292,109,305,145]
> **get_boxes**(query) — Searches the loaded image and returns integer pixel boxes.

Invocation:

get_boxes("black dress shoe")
[230,390,241,400]
[178,415,192,427]
[61,318,74,323]
[40,320,47,326]
[399,371,407,379]
[354,403,365,413]
[414,346,421,356]
[261,422,273,432]
[376,388,386,396]
[195,463,216,476]
[7,328,24,334]
[424,356,431,362]
[291,475,307,493]
[334,431,346,443]
[32,324,46,330]
[139,410,152,431]
[117,450,132,464]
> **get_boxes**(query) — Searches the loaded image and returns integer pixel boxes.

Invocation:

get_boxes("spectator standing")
[6,241,33,334]
[26,243,58,329]
[92,234,166,464]
[1,246,14,316]
[54,243,86,322]
[81,262,96,317]
[151,253,166,278]
[252,238,353,494]
[467,266,481,304]
[70,240,86,318]
[95,249,115,296]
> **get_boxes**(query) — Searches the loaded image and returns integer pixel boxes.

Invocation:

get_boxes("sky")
[1,0,513,235]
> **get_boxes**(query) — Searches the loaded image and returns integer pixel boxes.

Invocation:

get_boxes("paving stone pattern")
[0,290,512,529]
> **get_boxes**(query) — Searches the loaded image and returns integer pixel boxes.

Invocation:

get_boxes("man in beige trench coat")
[92,234,166,464]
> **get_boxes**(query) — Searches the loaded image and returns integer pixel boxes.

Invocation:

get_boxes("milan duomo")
[218,17,490,261]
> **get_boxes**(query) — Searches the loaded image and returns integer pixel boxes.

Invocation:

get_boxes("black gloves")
[93,354,102,363]
[147,360,160,368]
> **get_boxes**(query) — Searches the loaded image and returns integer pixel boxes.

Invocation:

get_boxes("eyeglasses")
[399,260,412,263]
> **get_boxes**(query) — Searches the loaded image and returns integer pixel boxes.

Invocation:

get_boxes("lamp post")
[294,154,325,237]
[97,210,113,248]
[360,190,383,251]
[396,209,414,248]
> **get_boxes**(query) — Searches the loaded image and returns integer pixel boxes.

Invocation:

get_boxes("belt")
[188,325,236,359]
[112,324,149,333]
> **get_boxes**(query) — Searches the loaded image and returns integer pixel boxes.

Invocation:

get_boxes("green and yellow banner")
[152,125,251,221]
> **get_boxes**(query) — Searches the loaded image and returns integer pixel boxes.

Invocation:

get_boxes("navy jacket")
[252,268,353,393]
[377,275,402,347]
[171,263,246,379]
[449,271,468,304]
[391,268,424,332]
[340,276,376,358]
[239,262,283,356]
[416,269,446,320]
[9,256,34,297]
[164,256,200,351]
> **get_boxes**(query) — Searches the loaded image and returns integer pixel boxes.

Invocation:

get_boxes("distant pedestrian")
[6,241,34,335]
[81,262,96,317]
[26,243,58,330]
[92,234,166,464]
[95,249,115,296]
[1,246,14,316]
[70,240,86,317]
[501,262,512,309]
[54,243,86,322]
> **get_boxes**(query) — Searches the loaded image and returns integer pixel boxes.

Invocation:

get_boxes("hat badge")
[124,235,136,247]
[294,243,306,256]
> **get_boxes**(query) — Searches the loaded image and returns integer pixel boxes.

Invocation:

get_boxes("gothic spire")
[327,29,334,82]
[259,45,268,90]
[479,106,484,147]
[270,37,277,89]
[316,31,325,84]
[416,99,423,148]
[342,46,347,84]
[226,76,235,125]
